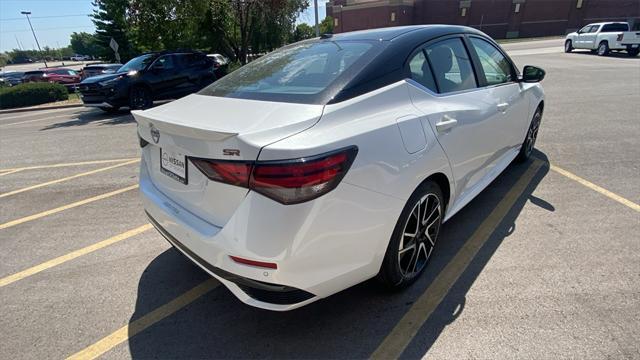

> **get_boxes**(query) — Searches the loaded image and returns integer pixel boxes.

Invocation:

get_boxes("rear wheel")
[628,48,640,57]
[377,181,443,289]
[564,40,573,53]
[597,41,610,56]
[129,86,152,110]
[517,107,543,162]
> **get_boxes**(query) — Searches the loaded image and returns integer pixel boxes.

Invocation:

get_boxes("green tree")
[91,0,136,62]
[70,32,101,57]
[292,23,315,42]
[320,15,334,35]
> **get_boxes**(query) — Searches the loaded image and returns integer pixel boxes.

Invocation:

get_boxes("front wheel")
[377,181,443,289]
[564,40,573,53]
[516,108,543,162]
[597,41,610,56]
[129,86,152,110]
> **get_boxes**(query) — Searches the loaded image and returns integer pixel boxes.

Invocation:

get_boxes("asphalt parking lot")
[1,39,638,359]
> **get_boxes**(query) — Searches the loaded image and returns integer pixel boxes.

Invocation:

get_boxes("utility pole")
[21,11,47,68]
[14,35,23,50]
[314,0,320,37]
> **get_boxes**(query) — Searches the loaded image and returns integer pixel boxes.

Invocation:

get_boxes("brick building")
[326,0,640,38]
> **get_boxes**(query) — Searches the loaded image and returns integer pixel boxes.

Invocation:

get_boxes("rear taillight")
[617,34,624,41]
[191,146,358,205]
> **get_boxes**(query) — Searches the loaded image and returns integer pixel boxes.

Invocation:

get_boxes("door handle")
[435,115,458,132]
[497,102,509,112]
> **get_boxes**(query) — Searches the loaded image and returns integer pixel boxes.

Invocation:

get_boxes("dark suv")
[78,51,216,112]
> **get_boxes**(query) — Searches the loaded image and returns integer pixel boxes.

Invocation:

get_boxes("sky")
[0,0,328,53]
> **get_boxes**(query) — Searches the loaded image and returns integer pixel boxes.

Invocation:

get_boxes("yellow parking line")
[371,160,543,359]
[0,169,21,177]
[0,159,139,199]
[66,279,219,360]
[549,163,639,212]
[0,184,138,230]
[0,224,152,288]
[0,158,139,173]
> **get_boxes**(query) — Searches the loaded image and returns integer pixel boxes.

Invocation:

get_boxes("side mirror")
[521,65,545,83]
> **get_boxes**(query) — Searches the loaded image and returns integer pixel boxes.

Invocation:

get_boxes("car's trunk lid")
[134,94,323,226]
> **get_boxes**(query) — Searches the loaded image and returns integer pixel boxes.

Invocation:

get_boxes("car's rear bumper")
[138,156,403,310]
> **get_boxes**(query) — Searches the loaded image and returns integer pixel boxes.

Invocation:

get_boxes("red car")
[22,68,81,91]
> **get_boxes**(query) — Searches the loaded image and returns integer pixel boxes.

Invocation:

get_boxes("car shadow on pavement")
[569,50,640,59]
[39,109,134,130]
[127,151,551,359]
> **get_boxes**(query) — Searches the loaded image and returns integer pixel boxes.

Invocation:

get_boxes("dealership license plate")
[160,148,188,184]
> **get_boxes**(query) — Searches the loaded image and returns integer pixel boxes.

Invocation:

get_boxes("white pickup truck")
[565,22,640,57]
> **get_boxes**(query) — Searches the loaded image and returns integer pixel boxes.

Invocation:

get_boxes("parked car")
[80,63,122,80]
[207,53,229,77]
[0,72,25,87]
[78,50,216,112]
[22,68,81,91]
[135,25,546,310]
[70,54,91,61]
[565,22,640,56]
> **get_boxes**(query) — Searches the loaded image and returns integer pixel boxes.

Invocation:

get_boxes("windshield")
[118,54,155,73]
[199,40,378,104]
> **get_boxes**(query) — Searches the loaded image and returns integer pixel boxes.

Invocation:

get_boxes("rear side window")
[425,38,477,93]
[601,23,629,32]
[199,40,377,104]
[408,50,437,92]
[181,53,207,67]
[469,37,514,86]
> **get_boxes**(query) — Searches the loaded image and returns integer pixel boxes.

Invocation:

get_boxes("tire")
[597,41,610,56]
[516,107,543,162]
[129,86,152,110]
[377,181,444,289]
[564,40,573,53]
[628,48,640,57]
[99,106,119,113]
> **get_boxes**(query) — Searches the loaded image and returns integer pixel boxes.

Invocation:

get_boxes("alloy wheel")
[598,43,607,56]
[525,111,542,157]
[397,193,441,278]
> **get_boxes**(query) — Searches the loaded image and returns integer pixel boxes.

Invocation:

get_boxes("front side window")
[425,38,477,94]
[578,25,591,33]
[154,55,174,70]
[408,50,437,92]
[470,37,514,86]
[199,40,377,104]
[588,25,600,33]
[119,54,155,72]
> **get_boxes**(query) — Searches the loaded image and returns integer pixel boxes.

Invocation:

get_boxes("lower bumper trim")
[145,211,315,305]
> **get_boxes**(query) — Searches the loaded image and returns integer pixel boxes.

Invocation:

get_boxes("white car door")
[406,36,511,203]
[582,25,601,49]
[575,25,592,48]
[467,36,530,153]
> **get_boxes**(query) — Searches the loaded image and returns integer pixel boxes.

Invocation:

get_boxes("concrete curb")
[0,102,84,115]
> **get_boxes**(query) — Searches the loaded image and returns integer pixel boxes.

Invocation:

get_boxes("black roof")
[331,24,483,42]
[326,25,489,103]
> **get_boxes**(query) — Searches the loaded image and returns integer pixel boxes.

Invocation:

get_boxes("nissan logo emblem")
[150,124,160,144]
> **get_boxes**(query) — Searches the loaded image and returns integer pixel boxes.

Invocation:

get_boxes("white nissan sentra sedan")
[134,25,545,311]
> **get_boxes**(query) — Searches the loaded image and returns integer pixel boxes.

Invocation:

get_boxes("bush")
[0,82,69,109]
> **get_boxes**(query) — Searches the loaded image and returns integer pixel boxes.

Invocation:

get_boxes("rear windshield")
[199,40,380,104]
[601,23,629,32]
